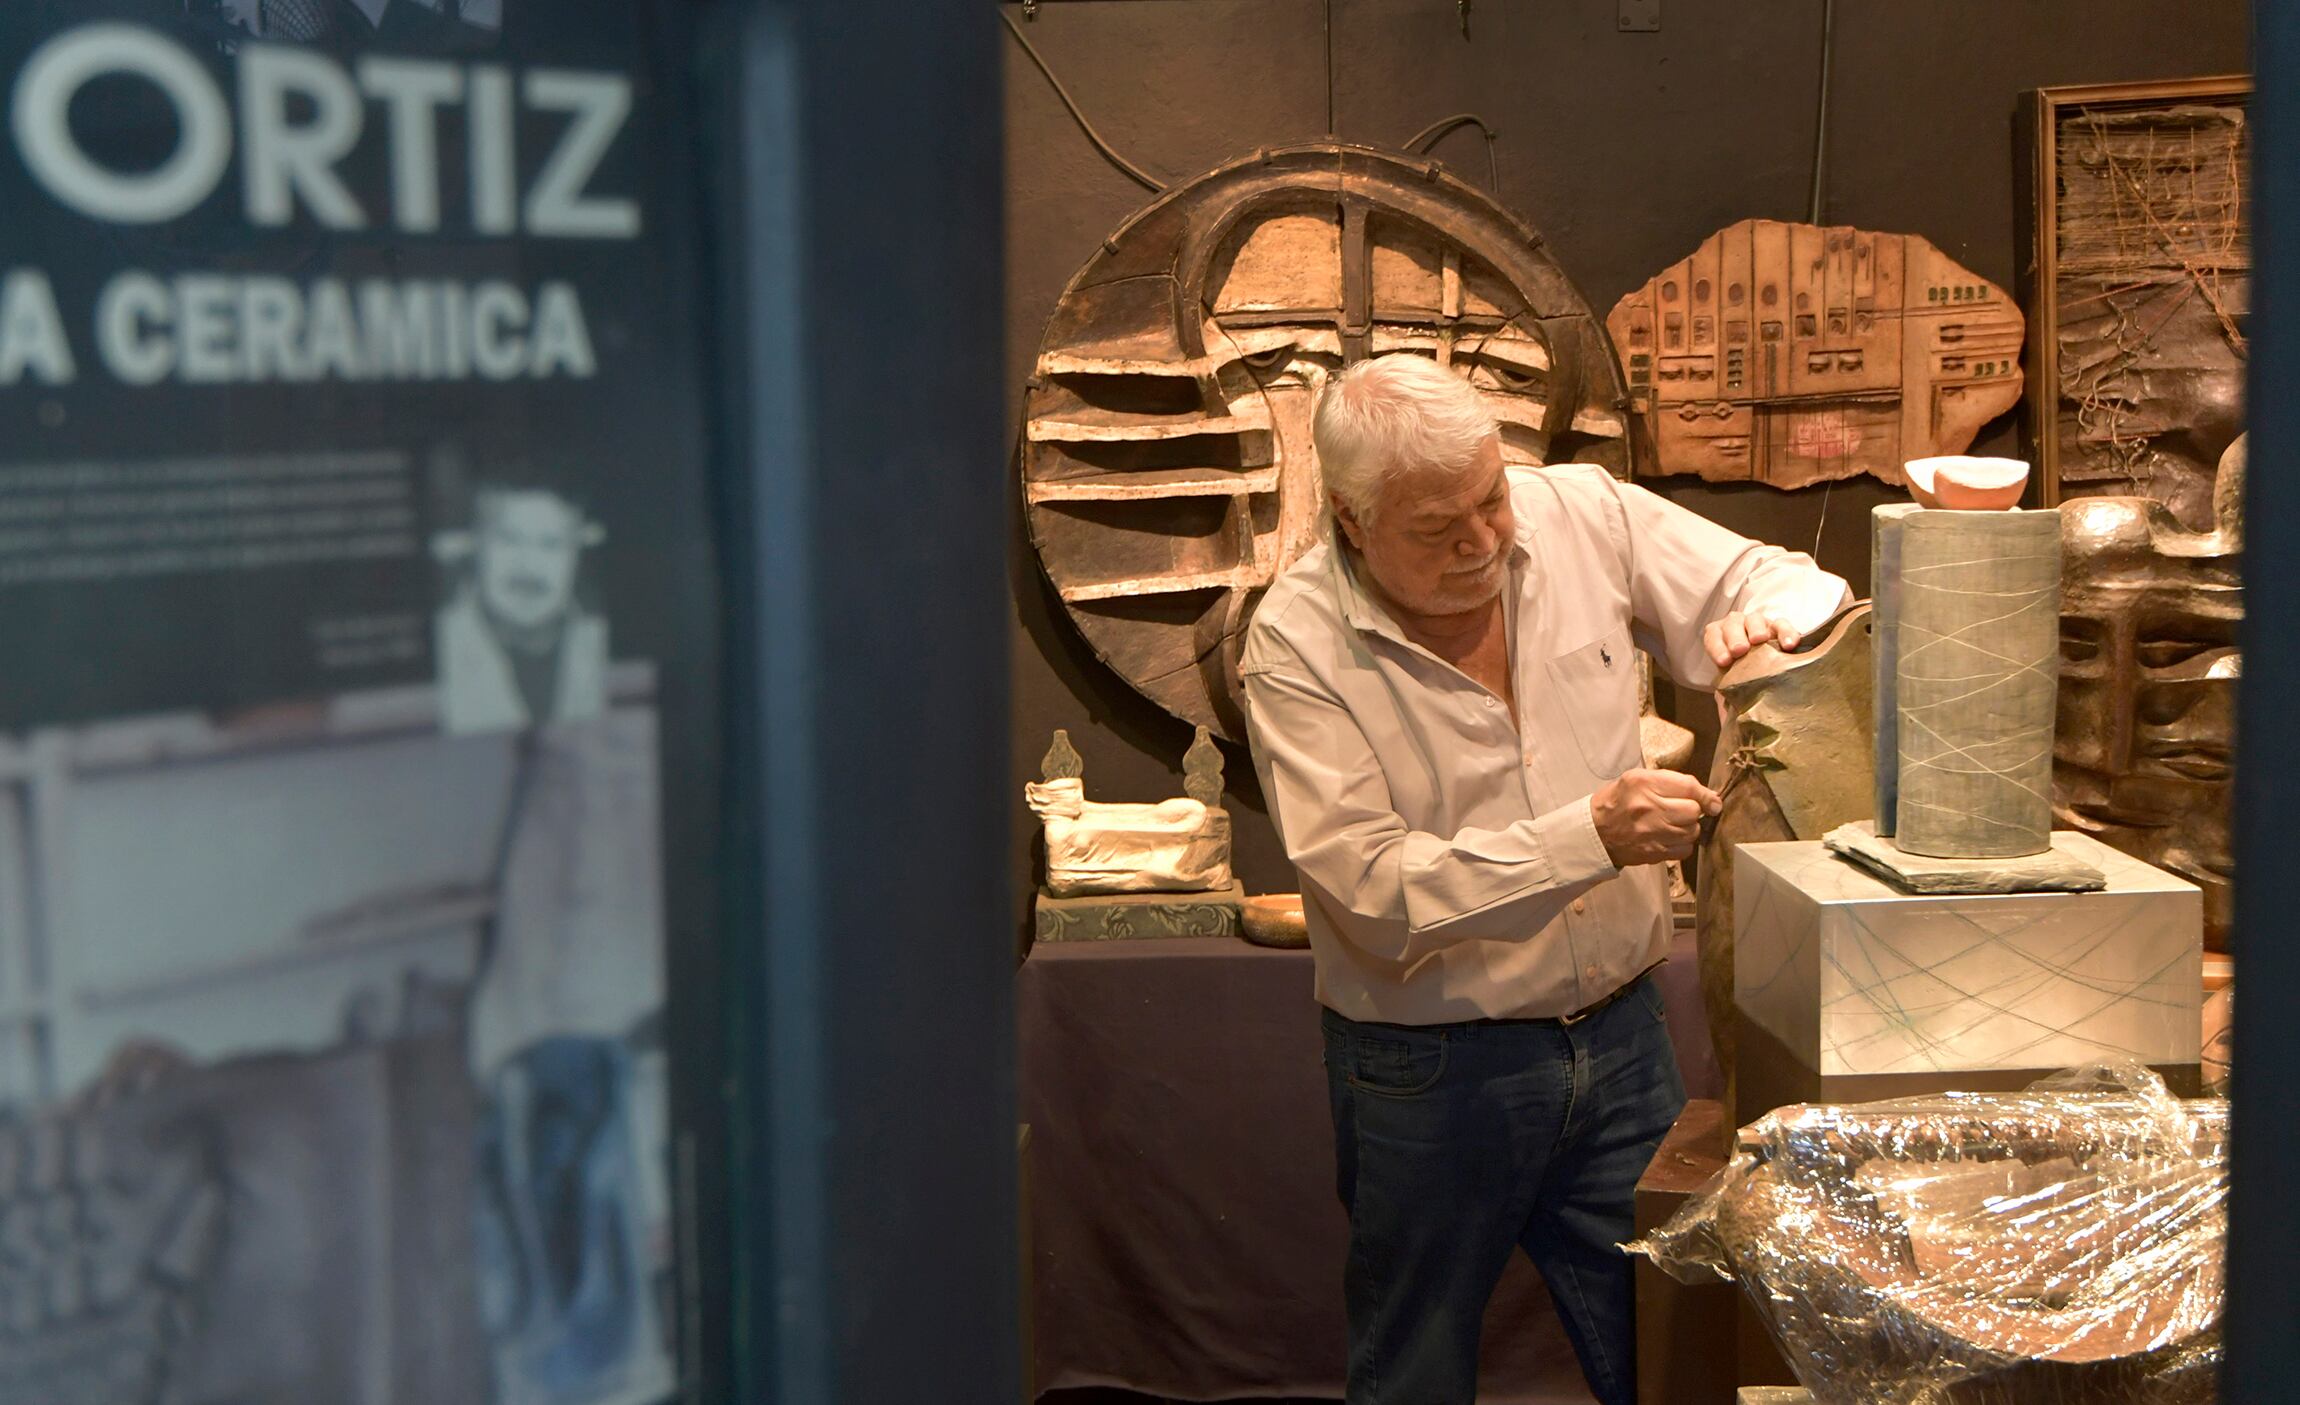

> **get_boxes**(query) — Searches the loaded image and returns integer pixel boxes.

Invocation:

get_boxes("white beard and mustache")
[1428,549,1508,609]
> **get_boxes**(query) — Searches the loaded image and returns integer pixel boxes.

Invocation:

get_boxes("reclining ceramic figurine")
[1025,729,1233,897]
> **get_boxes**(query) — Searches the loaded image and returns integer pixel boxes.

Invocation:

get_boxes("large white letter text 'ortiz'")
[9,24,640,238]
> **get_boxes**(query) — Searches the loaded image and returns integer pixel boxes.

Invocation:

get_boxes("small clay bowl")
[1904,456,2030,511]
[1241,893,1309,948]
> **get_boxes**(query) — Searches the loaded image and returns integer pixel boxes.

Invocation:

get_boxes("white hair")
[1312,354,1496,524]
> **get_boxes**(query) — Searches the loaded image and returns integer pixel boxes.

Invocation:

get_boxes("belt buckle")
[1559,1002,1596,1028]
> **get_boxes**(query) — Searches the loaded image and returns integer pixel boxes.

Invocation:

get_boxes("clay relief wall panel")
[1609,220,2024,489]
[1023,142,1631,740]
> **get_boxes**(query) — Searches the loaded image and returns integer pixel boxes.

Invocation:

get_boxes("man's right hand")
[1590,768,1721,868]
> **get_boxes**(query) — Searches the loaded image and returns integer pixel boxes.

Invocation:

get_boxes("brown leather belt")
[1338,961,1670,1035]
[1557,960,1666,1027]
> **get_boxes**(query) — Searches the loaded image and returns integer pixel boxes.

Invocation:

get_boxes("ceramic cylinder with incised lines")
[1870,503,1920,838]
[1894,508,2060,857]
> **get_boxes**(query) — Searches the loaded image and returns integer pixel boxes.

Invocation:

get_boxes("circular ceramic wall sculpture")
[1022,142,1631,740]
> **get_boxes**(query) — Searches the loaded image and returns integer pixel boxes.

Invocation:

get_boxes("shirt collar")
[1329,526,1395,641]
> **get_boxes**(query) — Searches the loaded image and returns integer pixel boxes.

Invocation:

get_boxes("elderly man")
[1240,355,1848,1405]
[437,482,609,735]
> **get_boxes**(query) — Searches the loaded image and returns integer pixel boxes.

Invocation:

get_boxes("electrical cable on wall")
[1003,9,1503,204]
[1406,113,1502,195]
[1809,0,1835,224]
[1324,0,1336,136]
[1000,8,1167,193]
[1808,0,1837,559]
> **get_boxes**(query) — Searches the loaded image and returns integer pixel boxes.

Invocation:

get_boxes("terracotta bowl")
[1241,893,1309,948]
[1903,456,2031,511]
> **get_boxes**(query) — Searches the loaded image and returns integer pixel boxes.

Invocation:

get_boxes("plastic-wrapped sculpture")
[1631,1065,2225,1404]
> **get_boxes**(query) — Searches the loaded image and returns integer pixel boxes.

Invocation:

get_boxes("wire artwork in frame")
[2018,77,2250,529]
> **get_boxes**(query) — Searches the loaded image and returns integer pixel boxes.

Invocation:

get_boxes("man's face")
[1335,434,1514,618]
[476,491,583,631]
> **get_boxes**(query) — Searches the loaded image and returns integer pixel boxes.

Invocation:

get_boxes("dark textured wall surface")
[1003,0,2251,934]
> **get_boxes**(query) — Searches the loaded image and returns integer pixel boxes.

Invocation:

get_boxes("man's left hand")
[1703,610,1801,669]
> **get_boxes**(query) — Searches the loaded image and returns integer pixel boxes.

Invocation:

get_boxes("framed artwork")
[2017,76,2250,528]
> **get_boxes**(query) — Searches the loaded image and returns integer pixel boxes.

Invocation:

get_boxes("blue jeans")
[1321,974,1687,1405]
[475,1037,650,1401]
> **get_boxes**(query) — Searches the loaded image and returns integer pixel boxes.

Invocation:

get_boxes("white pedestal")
[1732,833,2202,1120]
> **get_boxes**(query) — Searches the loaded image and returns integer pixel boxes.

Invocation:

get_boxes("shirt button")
[1572,898,1588,914]
[1585,964,1600,980]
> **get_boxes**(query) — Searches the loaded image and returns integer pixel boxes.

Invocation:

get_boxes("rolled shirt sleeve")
[1243,659,1617,964]
[1610,477,1854,689]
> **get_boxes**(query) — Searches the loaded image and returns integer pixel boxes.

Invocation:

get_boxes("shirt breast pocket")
[1544,628,1642,779]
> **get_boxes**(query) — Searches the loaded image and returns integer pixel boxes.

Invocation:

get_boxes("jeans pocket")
[1635,974,1668,1024]
[1346,1031,1449,1098]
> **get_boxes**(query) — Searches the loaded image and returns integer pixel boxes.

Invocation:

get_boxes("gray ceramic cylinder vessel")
[1893,508,2061,858]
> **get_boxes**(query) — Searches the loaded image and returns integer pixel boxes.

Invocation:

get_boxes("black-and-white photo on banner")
[431,460,612,735]
[0,3,721,1403]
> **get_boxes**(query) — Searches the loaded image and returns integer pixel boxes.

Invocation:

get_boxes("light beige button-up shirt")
[1239,464,1851,1024]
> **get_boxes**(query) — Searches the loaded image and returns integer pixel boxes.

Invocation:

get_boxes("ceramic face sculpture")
[2055,440,2242,947]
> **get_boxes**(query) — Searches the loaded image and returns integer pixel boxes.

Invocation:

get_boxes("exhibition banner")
[0,3,718,1402]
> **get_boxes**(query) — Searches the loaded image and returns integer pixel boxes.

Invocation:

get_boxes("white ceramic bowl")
[1903,456,2030,510]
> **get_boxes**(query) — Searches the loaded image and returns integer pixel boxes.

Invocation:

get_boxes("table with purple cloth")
[1019,925,1722,1403]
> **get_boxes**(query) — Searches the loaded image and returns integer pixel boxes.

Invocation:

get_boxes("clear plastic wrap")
[1628,1062,2225,1404]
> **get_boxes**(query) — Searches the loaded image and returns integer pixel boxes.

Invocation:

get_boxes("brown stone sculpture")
[2055,435,2242,950]
[1696,604,1873,1127]
[1609,221,2024,487]
[1022,142,1633,740]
